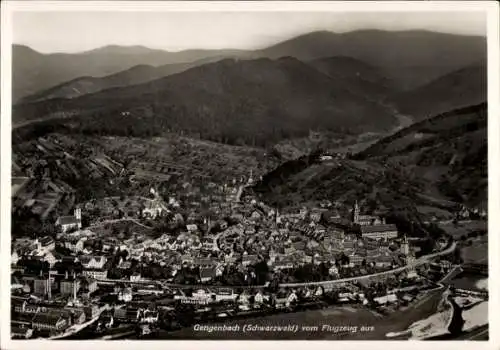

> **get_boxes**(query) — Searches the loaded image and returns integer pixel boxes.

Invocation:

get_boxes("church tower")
[352,200,360,224]
[402,235,417,278]
[401,235,410,256]
[247,169,254,185]
[275,207,281,225]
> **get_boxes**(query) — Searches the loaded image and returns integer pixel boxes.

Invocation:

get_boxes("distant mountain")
[309,56,396,99]
[20,56,234,102]
[257,30,486,90]
[13,30,486,102]
[13,57,396,146]
[254,103,487,215]
[12,44,246,102]
[389,63,487,120]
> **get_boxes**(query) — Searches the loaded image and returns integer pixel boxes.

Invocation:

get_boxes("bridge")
[96,242,457,290]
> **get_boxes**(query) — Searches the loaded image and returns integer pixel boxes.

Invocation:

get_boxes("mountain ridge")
[13,56,397,147]
[13,29,486,102]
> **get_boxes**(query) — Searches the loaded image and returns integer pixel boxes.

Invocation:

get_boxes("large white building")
[360,224,398,241]
[56,208,82,233]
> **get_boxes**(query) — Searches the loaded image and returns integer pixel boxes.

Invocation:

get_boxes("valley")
[8,23,489,343]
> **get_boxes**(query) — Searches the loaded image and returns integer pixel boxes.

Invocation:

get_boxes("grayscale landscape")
[10,10,488,341]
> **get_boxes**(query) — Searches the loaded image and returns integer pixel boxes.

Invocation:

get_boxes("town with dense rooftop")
[10,137,488,339]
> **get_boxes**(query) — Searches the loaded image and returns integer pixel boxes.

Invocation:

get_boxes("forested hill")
[13,57,396,147]
[252,103,487,217]
[389,63,486,120]
[355,103,487,208]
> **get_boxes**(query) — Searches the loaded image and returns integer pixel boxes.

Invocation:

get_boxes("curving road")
[280,242,457,288]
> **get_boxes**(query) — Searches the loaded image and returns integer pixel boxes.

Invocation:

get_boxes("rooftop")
[360,224,398,234]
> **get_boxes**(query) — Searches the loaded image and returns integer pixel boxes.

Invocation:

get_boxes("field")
[460,235,488,264]
[90,134,279,183]
[438,221,487,239]
[89,219,153,238]
[11,177,30,197]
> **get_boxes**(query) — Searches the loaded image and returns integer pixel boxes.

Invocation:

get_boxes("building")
[68,309,86,324]
[199,267,216,283]
[11,250,20,265]
[56,208,82,233]
[352,201,384,226]
[374,294,398,305]
[242,254,258,267]
[11,325,34,339]
[84,305,100,319]
[31,313,69,332]
[39,236,55,252]
[130,272,142,282]
[82,269,108,280]
[215,289,237,302]
[60,272,80,299]
[118,287,133,302]
[41,252,57,268]
[64,236,86,252]
[79,255,107,269]
[34,274,52,299]
[360,224,398,241]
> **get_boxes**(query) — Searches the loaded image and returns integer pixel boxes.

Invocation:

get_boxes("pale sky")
[13,11,487,54]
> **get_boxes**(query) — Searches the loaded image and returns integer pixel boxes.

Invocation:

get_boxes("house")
[310,209,325,223]
[11,297,30,313]
[218,220,229,230]
[79,255,107,269]
[374,294,398,305]
[80,277,98,295]
[215,288,237,302]
[215,264,225,276]
[250,210,262,220]
[200,267,216,283]
[242,254,258,267]
[140,310,159,324]
[103,314,115,328]
[42,251,57,267]
[82,269,108,280]
[33,276,51,297]
[201,237,216,251]
[60,273,80,297]
[349,254,365,267]
[39,236,55,252]
[130,272,142,282]
[64,236,86,252]
[360,224,398,241]
[328,265,339,276]
[371,255,393,268]
[273,259,294,271]
[194,258,216,269]
[181,254,194,265]
[118,287,133,302]
[254,291,265,304]
[275,291,298,308]
[68,309,86,324]
[11,325,34,339]
[11,250,19,265]
[84,305,100,320]
[186,224,198,232]
[31,313,69,332]
[56,209,82,233]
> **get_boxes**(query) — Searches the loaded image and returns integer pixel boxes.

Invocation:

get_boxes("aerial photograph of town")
[3,2,493,345]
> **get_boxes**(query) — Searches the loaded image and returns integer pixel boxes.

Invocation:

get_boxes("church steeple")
[353,200,360,224]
